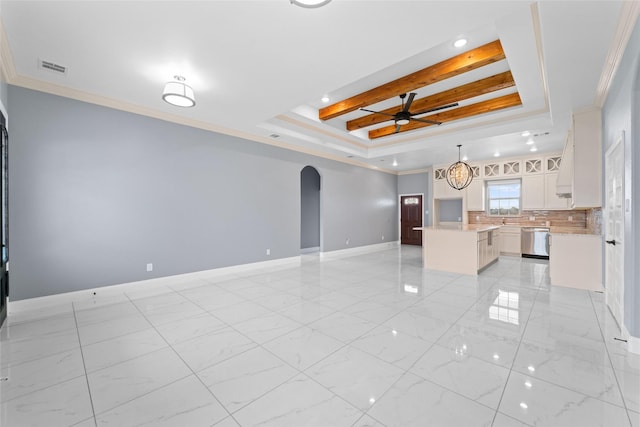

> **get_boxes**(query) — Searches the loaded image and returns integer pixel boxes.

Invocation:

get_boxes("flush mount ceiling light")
[446,145,473,191]
[290,0,332,8]
[162,76,195,107]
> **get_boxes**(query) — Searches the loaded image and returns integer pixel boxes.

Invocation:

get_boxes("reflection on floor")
[1,246,638,427]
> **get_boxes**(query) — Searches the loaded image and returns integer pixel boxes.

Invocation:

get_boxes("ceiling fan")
[360,93,459,133]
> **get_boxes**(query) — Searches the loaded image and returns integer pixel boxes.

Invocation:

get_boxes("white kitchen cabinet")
[478,228,500,270]
[465,179,485,211]
[556,108,602,208]
[434,179,464,199]
[572,109,602,208]
[522,175,545,210]
[500,226,521,255]
[549,233,602,290]
[544,172,570,209]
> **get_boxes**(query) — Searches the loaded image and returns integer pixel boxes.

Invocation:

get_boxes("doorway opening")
[400,194,423,245]
[300,166,321,254]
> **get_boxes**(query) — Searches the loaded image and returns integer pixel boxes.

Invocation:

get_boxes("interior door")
[0,112,8,328]
[605,133,624,329]
[400,195,423,246]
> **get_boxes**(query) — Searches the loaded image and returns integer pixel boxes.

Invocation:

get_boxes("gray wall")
[602,18,639,338]
[439,199,463,222]
[8,86,398,300]
[398,171,431,226]
[300,166,320,249]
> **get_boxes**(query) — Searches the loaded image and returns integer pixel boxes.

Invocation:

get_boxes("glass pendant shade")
[290,0,332,8]
[446,145,474,190]
[162,77,195,107]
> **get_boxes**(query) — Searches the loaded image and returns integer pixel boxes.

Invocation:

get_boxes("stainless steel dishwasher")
[521,227,550,259]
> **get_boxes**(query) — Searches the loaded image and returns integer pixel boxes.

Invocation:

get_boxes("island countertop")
[414,224,501,233]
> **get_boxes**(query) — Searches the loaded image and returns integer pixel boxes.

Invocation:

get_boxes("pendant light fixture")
[290,0,332,8]
[446,145,473,190]
[162,76,196,108]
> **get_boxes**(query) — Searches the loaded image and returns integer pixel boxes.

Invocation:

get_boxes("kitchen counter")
[550,226,599,235]
[417,225,500,275]
[550,233,602,291]
[415,224,500,233]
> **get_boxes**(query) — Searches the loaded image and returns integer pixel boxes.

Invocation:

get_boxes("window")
[487,179,521,215]
[403,197,419,205]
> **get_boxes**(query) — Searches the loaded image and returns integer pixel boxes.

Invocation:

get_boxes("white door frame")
[604,131,625,330]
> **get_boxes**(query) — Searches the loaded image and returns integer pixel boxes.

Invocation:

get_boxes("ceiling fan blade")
[395,124,401,133]
[411,102,459,116]
[410,117,443,125]
[360,108,396,118]
[402,93,416,112]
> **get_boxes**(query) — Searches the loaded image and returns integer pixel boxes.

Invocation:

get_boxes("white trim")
[623,324,640,355]
[530,2,550,112]
[319,241,399,260]
[397,168,431,176]
[8,256,301,312]
[594,1,640,108]
[300,246,320,254]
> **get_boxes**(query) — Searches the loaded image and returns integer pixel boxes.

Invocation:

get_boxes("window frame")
[485,178,522,217]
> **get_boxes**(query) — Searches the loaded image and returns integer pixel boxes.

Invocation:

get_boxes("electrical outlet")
[346,238,350,245]
[381,235,385,240]
[266,248,270,255]
[146,263,153,272]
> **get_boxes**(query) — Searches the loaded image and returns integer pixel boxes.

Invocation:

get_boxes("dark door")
[400,195,423,245]
[0,112,7,327]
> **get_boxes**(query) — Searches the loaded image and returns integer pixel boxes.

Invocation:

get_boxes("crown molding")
[594,1,640,108]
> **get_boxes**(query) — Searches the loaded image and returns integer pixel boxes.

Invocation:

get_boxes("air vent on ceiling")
[38,59,67,75]
[269,133,280,138]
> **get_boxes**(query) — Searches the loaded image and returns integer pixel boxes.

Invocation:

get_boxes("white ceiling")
[0,0,627,172]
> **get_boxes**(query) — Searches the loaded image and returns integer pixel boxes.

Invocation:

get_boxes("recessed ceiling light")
[530,147,538,152]
[392,159,398,167]
[528,365,535,372]
[524,381,532,388]
[520,402,528,409]
[521,131,531,137]
[462,156,468,161]
[321,96,330,103]
[290,0,331,8]
[526,139,535,145]
[494,152,500,157]
[454,38,468,48]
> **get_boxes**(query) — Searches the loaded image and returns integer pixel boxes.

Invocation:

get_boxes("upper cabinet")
[556,108,602,208]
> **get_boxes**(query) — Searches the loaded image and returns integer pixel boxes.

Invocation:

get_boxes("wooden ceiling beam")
[319,40,506,121]
[346,71,515,131]
[368,92,522,140]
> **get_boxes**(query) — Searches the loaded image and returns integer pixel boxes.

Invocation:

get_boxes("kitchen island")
[415,224,501,275]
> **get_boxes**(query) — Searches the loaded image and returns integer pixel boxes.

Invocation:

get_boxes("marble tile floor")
[1,246,638,427]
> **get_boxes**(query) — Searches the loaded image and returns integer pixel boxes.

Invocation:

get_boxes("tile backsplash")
[586,207,602,234]
[468,210,587,228]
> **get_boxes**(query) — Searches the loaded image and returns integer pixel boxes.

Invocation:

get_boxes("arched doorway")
[300,166,321,253]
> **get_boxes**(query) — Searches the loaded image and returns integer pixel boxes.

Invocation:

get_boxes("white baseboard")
[9,255,301,313]
[319,241,399,260]
[300,246,320,254]
[622,324,640,355]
